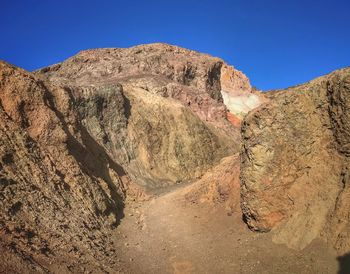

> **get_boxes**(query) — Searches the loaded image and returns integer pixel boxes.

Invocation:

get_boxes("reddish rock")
[226,111,241,128]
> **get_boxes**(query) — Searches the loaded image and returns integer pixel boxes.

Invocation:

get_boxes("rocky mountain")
[1,43,349,273]
[34,43,263,190]
[0,43,263,272]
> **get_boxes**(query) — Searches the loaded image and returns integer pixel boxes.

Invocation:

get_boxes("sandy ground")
[112,180,340,274]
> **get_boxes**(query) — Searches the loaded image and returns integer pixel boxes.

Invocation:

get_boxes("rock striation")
[0,61,134,273]
[240,67,350,254]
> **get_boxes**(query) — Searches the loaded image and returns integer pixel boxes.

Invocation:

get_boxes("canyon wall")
[2,43,349,273]
[0,61,131,272]
[240,67,350,254]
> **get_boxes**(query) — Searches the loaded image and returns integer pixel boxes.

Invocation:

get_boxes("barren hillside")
[0,44,349,274]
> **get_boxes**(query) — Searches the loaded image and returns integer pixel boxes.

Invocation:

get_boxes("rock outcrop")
[36,43,264,130]
[240,67,350,254]
[220,65,264,118]
[0,61,132,273]
[35,43,257,188]
[36,43,232,129]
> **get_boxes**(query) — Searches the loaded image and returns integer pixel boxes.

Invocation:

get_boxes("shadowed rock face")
[240,67,350,254]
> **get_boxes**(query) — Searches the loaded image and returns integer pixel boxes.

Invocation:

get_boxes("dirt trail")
[112,162,340,274]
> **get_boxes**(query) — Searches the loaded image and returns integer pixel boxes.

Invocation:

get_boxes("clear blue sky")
[1,0,349,90]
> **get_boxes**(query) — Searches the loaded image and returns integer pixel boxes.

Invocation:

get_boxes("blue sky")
[1,0,349,90]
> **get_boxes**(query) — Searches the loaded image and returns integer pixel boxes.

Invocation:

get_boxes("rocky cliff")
[240,67,350,254]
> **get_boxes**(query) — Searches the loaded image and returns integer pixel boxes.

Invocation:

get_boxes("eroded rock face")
[124,85,235,189]
[36,43,224,100]
[0,61,132,272]
[35,43,253,188]
[75,82,234,189]
[240,67,350,254]
[36,43,260,132]
[1,44,256,271]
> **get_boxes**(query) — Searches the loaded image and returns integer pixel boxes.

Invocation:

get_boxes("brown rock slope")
[240,67,350,254]
[35,43,261,189]
[0,61,132,273]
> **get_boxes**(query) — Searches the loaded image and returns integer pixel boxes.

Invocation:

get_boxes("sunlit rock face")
[240,67,350,255]
[219,64,264,118]
[0,61,135,273]
[221,90,261,117]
